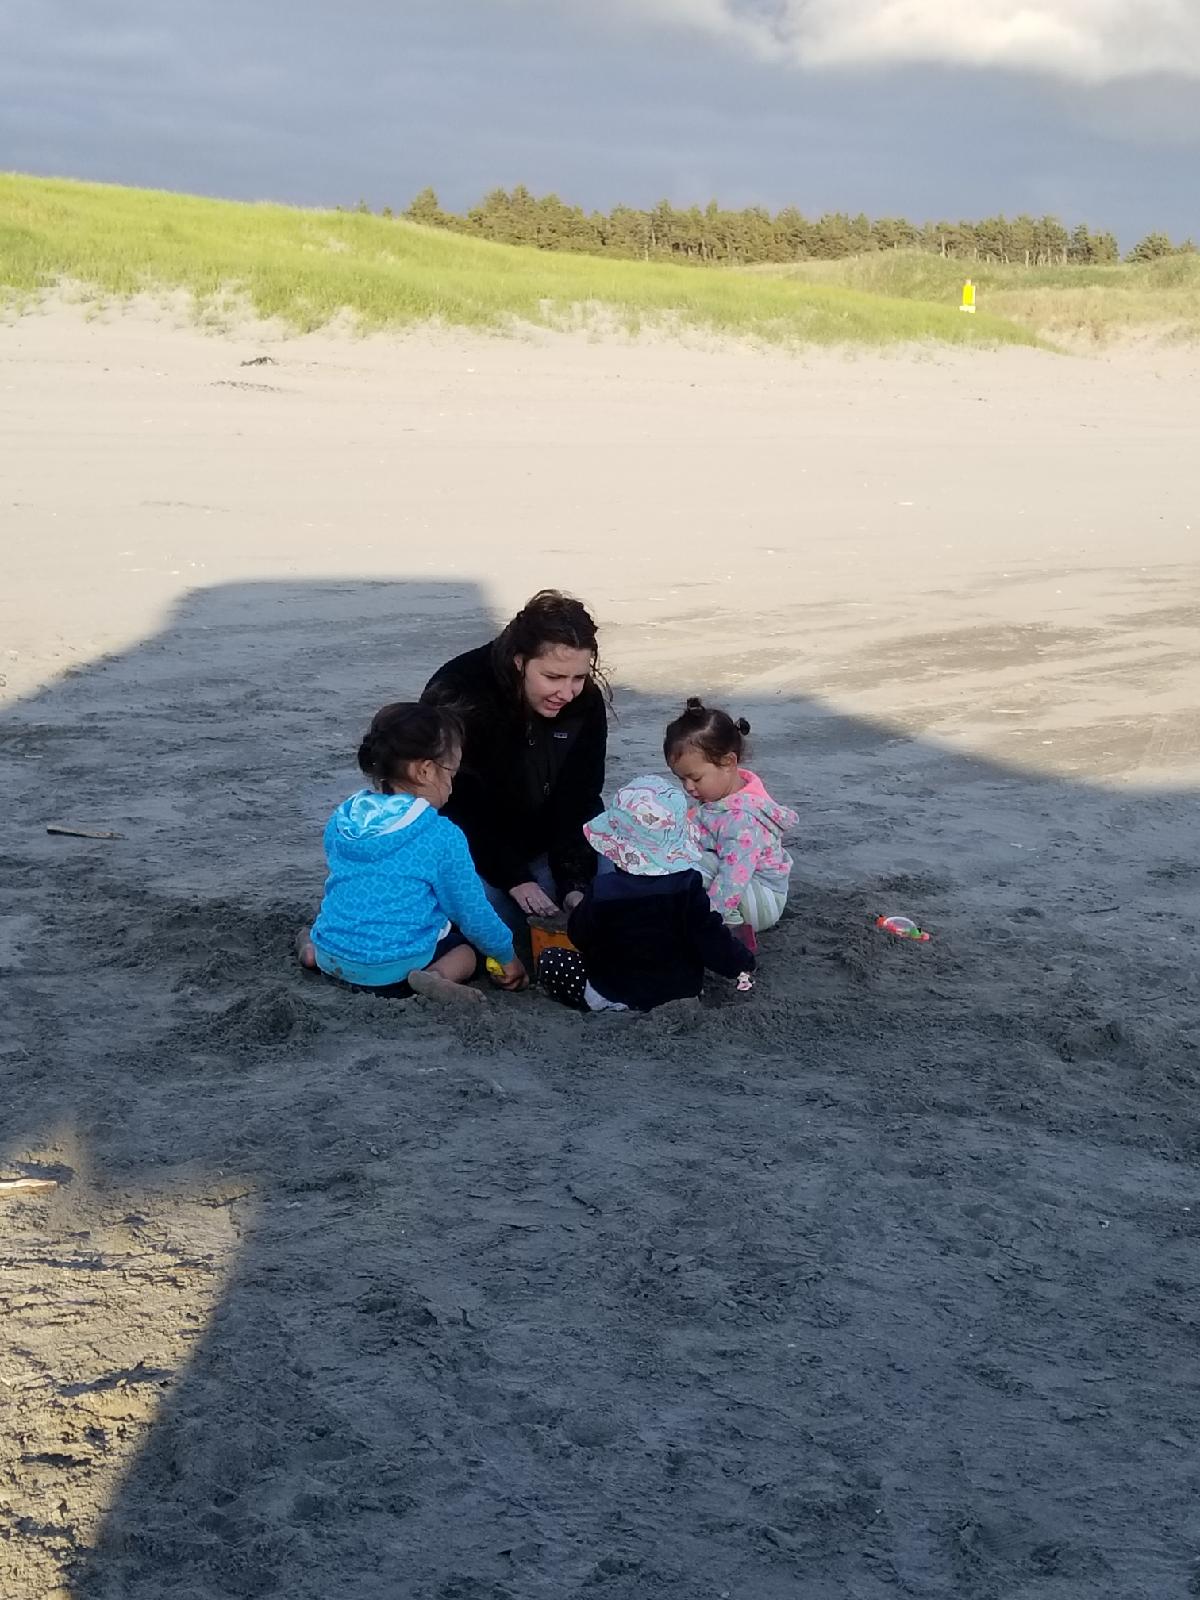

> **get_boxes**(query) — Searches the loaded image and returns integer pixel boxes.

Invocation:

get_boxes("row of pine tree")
[364,187,1195,268]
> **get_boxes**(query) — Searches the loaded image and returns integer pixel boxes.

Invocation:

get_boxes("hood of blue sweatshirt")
[330,790,435,854]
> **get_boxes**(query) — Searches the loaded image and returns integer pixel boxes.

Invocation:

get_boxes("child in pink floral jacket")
[665,699,798,948]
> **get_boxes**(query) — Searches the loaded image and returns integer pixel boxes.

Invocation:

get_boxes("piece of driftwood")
[46,825,124,841]
[0,1177,59,1196]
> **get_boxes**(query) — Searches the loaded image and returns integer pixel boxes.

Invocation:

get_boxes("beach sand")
[3,307,1199,1599]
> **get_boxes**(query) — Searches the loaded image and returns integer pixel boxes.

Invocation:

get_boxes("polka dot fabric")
[538,948,589,1011]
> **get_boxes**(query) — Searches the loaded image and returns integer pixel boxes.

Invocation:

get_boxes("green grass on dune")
[760,251,1200,342]
[0,174,1037,349]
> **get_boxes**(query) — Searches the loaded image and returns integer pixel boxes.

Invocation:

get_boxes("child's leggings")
[538,947,589,1010]
[538,949,629,1012]
[697,854,787,932]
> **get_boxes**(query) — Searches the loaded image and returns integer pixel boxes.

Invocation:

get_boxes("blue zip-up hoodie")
[311,790,515,987]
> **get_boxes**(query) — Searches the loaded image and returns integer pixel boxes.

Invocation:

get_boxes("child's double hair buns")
[358,702,464,793]
[664,697,751,765]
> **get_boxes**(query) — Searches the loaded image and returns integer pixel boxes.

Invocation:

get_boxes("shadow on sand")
[2,578,1198,1600]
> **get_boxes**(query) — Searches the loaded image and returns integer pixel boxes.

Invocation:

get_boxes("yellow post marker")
[961,279,977,314]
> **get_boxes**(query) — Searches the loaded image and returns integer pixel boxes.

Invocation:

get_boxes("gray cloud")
[539,0,1200,82]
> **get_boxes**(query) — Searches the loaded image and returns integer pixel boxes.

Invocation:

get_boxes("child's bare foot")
[294,927,317,970]
[408,970,485,1006]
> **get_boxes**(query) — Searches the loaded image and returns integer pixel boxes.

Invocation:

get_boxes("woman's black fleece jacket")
[422,642,607,898]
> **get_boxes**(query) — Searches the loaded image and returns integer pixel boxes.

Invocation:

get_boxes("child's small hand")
[492,956,529,992]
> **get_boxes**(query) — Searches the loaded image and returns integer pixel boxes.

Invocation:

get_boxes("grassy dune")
[761,251,1200,343]
[0,174,1036,349]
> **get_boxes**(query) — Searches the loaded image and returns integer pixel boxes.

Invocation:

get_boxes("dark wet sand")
[3,312,1199,1599]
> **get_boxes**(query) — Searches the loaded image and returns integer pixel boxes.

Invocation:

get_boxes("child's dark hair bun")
[357,730,378,772]
[663,698,751,766]
[357,701,463,792]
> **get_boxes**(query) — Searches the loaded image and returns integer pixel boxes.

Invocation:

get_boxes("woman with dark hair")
[421,590,608,934]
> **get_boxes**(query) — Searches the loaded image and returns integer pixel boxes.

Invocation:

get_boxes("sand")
[3,305,1200,1599]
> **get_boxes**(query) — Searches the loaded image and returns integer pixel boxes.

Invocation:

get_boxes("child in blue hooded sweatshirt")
[298,703,528,1004]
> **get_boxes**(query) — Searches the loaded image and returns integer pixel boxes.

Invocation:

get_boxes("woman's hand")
[492,956,529,991]
[511,881,559,918]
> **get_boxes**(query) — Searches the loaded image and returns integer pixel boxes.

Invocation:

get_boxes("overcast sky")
[3,0,1198,245]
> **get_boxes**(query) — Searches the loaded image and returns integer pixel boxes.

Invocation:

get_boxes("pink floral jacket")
[690,770,798,917]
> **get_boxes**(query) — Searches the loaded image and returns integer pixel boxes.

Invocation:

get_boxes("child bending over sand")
[297,703,527,1004]
[537,776,754,1012]
[664,699,797,952]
